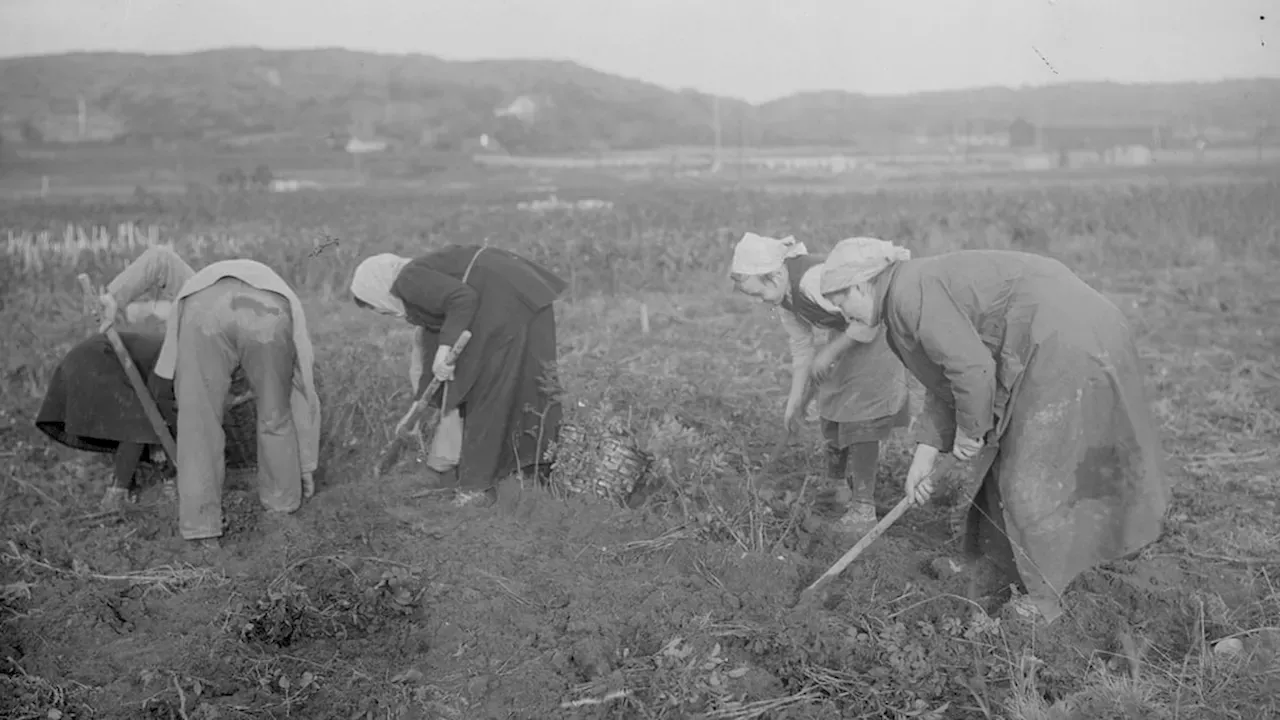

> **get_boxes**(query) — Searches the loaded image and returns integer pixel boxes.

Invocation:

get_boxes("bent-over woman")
[349,245,567,505]
[820,238,1170,623]
[730,232,911,536]
[36,330,178,503]
[100,246,321,545]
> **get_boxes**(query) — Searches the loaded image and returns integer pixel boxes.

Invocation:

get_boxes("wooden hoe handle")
[77,274,179,464]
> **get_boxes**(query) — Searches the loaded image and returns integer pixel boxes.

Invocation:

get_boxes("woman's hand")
[952,429,984,461]
[98,293,118,334]
[432,345,456,383]
[809,343,840,383]
[905,444,940,506]
[783,377,816,434]
[301,472,315,499]
[783,394,803,434]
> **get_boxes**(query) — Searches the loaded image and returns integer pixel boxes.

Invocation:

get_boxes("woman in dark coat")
[36,330,259,509]
[36,330,179,506]
[350,246,567,504]
[819,237,1170,625]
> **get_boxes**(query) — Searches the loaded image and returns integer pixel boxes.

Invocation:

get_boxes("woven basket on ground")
[548,422,652,503]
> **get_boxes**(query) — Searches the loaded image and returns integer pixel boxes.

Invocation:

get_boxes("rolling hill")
[1,47,1277,154]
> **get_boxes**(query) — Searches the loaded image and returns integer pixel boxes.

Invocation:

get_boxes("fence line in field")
[3,223,259,273]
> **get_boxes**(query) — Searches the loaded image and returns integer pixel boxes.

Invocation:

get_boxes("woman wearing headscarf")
[36,329,179,505]
[819,238,1170,623]
[96,245,322,546]
[350,245,567,505]
[730,232,911,536]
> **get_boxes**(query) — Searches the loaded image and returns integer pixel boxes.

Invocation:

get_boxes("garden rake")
[374,330,472,478]
[77,274,179,510]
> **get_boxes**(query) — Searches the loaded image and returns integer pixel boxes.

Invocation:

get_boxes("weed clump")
[238,559,420,649]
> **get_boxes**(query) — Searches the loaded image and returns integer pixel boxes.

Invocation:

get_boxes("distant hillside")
[1,48,1277,153]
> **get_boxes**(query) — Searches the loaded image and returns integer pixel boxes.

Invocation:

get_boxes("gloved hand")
[952,429,984,461]
[432,345,455,383]
[98,293,118,334]
[301,472,315,499]
[905,444,940,506]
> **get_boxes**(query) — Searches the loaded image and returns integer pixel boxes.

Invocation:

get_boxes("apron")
[426,247,486,470]
[812,324,910,426]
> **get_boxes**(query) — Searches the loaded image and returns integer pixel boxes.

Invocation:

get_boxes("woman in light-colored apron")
[730,233,912,535]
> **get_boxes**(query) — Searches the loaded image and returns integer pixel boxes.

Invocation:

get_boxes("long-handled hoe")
[374,331,472,478]
[77,274,179,510]
[794,455,960,609]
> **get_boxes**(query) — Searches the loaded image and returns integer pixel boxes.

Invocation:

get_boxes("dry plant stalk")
[604,526,695,559]
[702,689,825,719]
[3,541,226,596]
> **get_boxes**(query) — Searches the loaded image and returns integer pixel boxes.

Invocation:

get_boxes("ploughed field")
[2,171,1279,719]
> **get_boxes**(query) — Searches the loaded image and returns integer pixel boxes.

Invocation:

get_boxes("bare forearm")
[409,327,427,391]
[787,365,809,405]
[107,255,158,307]
[107,247,194,306]
[913,390,956,451]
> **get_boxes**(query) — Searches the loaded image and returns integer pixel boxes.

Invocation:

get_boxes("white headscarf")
[730,232,809,277]
[351,253,412,316]
[820,237,911,294]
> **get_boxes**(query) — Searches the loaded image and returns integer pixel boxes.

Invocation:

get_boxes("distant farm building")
[1008,118,1170,153]
[495,95,543,122]
[1007,118,1171,168]
[345,136,389,154]
[269,178,322,193]
[1103,145,1155,167]
[15,96,126,144]
[742,155,859,173]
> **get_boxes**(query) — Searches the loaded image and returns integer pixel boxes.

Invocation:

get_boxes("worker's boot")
[825,436,853,507]
[833,441,881,537]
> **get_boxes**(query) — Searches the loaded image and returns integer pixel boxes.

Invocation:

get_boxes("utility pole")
[737,111,745,182]
[711,95,723,173]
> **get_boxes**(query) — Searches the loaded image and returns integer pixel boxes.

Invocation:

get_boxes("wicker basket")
[549,422,652,503]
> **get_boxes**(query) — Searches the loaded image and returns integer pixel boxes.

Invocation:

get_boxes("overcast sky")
[0,0,1274,102]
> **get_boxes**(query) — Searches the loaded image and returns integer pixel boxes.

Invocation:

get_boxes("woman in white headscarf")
[820,238,1170,623]
[730,232,912,537]
[350,245,567,505]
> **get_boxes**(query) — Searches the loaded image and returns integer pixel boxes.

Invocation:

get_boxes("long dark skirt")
[35,330,258,490]
[35,331,178,487]
[455,305,562,491]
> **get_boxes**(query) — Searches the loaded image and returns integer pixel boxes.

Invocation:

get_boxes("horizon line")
[2,44,1278,106]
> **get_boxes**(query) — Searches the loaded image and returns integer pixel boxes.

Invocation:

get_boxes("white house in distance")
[345,136,389,154]
[495,95,542,122]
